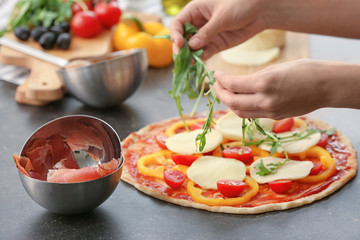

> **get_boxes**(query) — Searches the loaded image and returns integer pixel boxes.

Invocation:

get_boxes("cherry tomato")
[272,118,294,133]
[317,133,329,148]
[72,0,93,16]
[171,154,199,166]
[189,121,205,131]
[268,180,292,194]
[309,161,323,175]
[217,180,246,198]
[71,11,102,38]
[155,134,168,149]
[163,170,186,188]
[94,2,122,29]
[222,146,252,164]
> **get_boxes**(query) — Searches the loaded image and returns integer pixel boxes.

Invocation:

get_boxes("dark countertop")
[1,63,360,240]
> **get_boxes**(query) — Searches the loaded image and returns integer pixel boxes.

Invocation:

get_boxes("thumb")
[188,18,220,50]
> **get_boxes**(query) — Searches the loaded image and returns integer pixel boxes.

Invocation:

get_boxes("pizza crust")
[121,114,357,214]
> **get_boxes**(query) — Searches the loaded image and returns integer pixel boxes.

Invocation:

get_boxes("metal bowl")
[57,48,148,108]
[17,115,123,214]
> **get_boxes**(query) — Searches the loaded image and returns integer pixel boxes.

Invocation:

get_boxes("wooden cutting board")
[0,11,161,106]
[0,30,113,106]
[206,31,309,75]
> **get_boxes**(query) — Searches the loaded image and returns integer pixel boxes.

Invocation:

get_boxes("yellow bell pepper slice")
[170,165,189,176]
[137,150,173,179]
[295,146,337,184]
[165,118,207,137]
[187,176,259,206]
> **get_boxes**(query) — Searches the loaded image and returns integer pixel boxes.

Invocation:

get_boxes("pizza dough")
[121,111,357,214]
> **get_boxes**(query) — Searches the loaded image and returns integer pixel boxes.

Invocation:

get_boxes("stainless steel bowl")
[17,115,123,214]
[57,48,148,108]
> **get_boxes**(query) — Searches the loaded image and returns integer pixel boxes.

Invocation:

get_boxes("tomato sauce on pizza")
[121,111,357,214]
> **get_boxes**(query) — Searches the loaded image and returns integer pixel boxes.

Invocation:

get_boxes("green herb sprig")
[155,23,218,151]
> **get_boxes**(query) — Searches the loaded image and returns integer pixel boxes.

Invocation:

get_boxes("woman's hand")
[214,59,360,119]
[170,0,266,60]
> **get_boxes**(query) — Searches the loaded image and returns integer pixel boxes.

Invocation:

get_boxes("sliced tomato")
[163,170,186,188]
[171,154,199,166]
[272,118,294,133]
[309,161,323,175]
[317,133,329,148]
[268,180,292,194]
[222,146,252,164]
[155,134,168,149]
[189,121,205,131]
[217,180,246,198]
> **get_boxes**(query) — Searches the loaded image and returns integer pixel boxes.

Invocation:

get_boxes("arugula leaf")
[255,159,272,176]
[156,23,218,151]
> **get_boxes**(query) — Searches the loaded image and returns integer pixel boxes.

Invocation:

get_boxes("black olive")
[49,25,64,38]
[38,32,56,50]
[56,33,71,50]
[59,21,70,33]
[14,26,30,41]
[31,26,47,41]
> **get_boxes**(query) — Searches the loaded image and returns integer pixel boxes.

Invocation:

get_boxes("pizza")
[121,110,357,214]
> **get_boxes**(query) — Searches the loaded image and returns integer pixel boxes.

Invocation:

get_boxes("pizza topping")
[216,111,274,141]
[165,129,223,155]
[187,176,259,206]
[258,130,321,154]
[222,146,252,164]
[309,161,323,175]
[164,170,186,188]
[187,156,246,190]
[217,180,246,198]
[137,150,173,179]
[296,146,336,184]
[317,133,329,148]
[250,157,314,184]
[272,118,294,133]
[171,154,200,166]
[155,134,168,149]
[268,180,292,194]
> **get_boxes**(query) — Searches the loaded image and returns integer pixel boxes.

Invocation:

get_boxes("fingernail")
[189,37,201,49]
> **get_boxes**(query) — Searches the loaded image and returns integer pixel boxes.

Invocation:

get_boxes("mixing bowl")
[0,37,148,108]
[17,115,123,214]
[57,48,148,108]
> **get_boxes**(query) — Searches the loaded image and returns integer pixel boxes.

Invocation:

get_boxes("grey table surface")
[1,34,360,240]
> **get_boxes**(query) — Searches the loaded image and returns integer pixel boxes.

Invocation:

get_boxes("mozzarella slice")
[220,47,280,66]
[250,157,314,184]
[236,30,286,51]
[216,111,273,141]
[187,156,246,190]
[259,131,321,154]
[165,129,223,155]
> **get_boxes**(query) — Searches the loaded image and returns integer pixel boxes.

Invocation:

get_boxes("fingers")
[188,17,220,50]
[213,80,259,111]
[214,71,258,93]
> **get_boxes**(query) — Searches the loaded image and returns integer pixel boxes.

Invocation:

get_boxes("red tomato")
[72,0,93,16]
[217,180,246,198]
[71,11,102,38]
[155,134,168,149]
[163,170,186,188]
[222,146,252,164]
[171,154,199,166]
[317,133,329,148]
[189,121,205,131]
[272,118,294,133]
[268,180,292,194]
[94,2,122,29]
[309,161,323,175]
